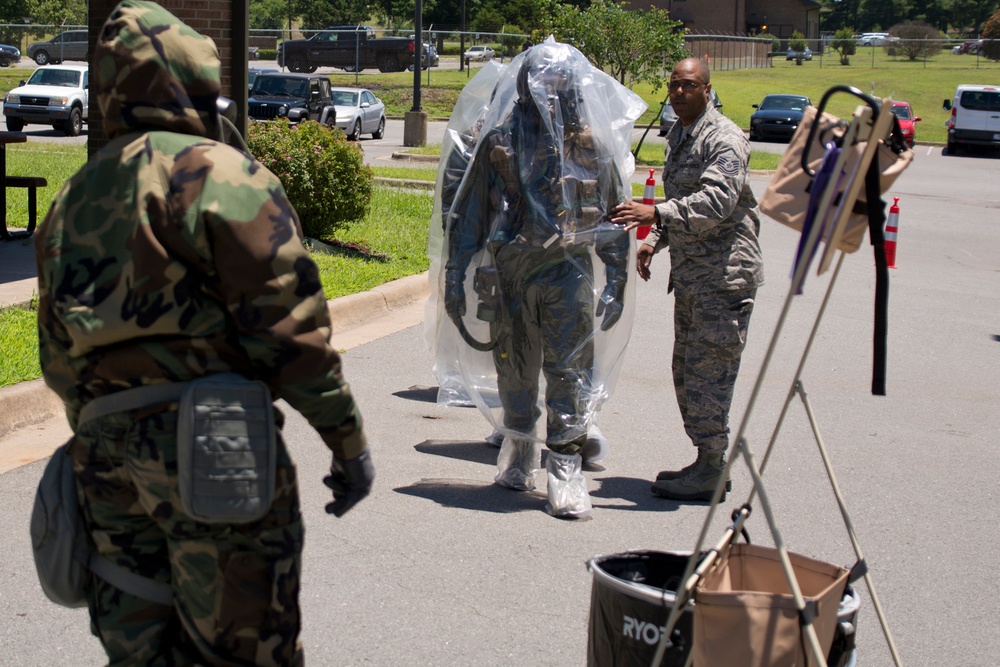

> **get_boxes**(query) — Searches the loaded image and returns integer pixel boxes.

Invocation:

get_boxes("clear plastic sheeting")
[545,452,592,519]
[494,435,541,491]
[426,38,647,450]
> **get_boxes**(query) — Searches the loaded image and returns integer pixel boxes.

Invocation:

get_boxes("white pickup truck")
[3,64,88,136]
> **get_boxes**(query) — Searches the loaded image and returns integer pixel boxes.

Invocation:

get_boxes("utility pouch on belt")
[177,373,277,524]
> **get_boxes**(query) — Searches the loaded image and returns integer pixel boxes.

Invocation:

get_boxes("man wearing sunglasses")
[611,57,763,502]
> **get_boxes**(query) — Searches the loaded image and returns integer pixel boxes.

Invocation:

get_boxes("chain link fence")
[3,24,998,73]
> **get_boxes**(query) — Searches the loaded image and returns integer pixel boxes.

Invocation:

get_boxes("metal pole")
[460,0,466,73]
[412,0,422,112]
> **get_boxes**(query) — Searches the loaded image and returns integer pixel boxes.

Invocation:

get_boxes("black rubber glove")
[324,449,375,518]
[595,280,625,331]
[444,271,466,320]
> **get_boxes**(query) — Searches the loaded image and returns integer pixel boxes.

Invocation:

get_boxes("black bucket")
[586,550,696,667]
[586,551,860,667]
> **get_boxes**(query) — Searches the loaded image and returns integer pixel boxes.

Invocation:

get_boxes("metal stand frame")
[651,89,904,667]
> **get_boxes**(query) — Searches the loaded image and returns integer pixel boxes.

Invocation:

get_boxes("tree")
[547,0,686,92]
[982,6,1000,59]
[888,20,942,59]
[298,0,371,30]
[756,32,781,54]
[789,30,807,64]
[821,0,862,32]
[0,0,34,45]
[250,0,289,32]
[830,26,858,64]
[27,0,86,27]
[950,0,1000,36]
[859,0,911,33]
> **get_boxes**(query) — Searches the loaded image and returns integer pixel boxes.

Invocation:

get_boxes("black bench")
[2,176,47,240]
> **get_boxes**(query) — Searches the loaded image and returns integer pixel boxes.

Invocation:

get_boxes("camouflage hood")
[94,0,221,139]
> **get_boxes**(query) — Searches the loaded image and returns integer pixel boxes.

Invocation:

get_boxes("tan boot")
[656,454,732,491]
[651,451,729,502]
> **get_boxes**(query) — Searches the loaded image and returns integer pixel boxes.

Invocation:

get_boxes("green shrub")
[246,119,374,239]
[258,48,277,60]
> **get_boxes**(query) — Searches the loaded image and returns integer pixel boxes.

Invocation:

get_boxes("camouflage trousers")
[672,289,757,453]
[71,406,304,666]
[491,251,596,454]
[493,252,596,455]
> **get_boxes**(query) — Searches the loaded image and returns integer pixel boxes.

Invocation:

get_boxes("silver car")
[331,87,386,141]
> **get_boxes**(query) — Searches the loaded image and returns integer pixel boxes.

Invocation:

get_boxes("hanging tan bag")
[693,543,849,667]
[760,94,913,256]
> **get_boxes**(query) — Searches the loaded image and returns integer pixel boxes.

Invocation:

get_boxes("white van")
[943,84,1000,155]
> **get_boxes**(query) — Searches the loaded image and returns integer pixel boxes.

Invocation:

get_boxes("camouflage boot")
[651,450,729,502]
[656,454,732,491]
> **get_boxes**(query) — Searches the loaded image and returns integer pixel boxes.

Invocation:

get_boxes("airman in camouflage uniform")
[613,58,763,502]
[34,2,373,664]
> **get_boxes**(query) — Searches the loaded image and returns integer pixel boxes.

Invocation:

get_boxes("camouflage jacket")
[645,105,764,295]
[34,0,366,461]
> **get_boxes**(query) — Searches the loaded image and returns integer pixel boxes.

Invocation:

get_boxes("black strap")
[90,553,173,606]
[864,156,889,396]
[848,558,869,583]
[78,382,187,426]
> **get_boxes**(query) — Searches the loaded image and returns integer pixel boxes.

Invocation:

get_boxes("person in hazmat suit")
[437,39,646,519]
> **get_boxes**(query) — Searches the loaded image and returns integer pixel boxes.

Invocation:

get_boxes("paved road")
[2,125,998,666]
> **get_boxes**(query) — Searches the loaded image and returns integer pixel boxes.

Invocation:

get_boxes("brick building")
[642,0,822,42]
[87,0,249,152]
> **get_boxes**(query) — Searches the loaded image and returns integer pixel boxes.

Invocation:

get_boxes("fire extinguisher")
[638,168,656,240]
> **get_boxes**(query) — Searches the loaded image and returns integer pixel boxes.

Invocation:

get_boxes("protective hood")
[94,0,221,139]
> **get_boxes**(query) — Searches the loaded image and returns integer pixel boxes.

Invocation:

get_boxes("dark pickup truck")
[278,26,415,73]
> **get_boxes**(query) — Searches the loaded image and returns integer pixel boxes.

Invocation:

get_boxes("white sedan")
[330,87,386,141]
[462,45,495,62]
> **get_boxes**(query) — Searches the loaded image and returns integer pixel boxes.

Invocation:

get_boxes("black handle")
[802,85,881,177]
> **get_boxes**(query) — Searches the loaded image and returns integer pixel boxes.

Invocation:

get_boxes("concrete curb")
[0,379,64,440]
[0,271,430,440]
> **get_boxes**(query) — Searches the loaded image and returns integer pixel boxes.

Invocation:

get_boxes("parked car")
[659,89,723,136]
[248,67,278,92]
[749,94,811,142]
[886,101,921,147]
[247,73,337,127]
[856,32,890,46]
[0,43,20,67]
[330,87,386,141]
[27,30,88,66]
[953,39,984,55]
[942,84,1000,155]
[408,42,440,70]
[786,46,813,61]
[3,64,89,135]
[463,45,495,62]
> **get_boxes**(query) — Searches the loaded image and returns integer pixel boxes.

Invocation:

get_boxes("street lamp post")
[403,0,428,146]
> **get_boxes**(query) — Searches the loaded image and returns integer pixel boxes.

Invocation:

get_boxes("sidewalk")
[0,234,429,469]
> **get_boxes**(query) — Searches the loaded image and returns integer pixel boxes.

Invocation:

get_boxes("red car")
[888,101,921,147]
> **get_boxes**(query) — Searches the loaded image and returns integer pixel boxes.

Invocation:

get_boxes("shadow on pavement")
[394,478,547,514]
[591,475,684,513]
[392,385,440,403]
[414,439,497,466]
